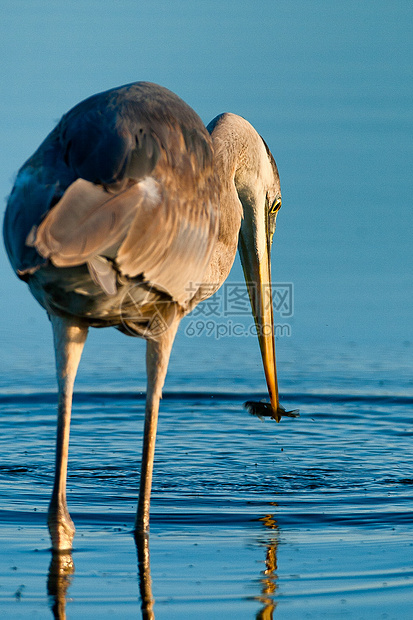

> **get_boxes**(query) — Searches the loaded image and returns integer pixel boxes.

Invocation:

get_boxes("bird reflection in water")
[46,534,155,620]
[255,512,279,620]
[135,531,155,620]
[46,515,279,620]
[47,552,74,620]
[135,516,280,620]
[133,516,280,620]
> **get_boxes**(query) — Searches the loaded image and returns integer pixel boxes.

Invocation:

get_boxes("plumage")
[3,82,296,552]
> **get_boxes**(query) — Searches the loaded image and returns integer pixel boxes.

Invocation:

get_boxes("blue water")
[1,1,412,618]
[1,384,413,618]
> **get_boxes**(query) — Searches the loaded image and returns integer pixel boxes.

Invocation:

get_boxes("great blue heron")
[3,82,297,552]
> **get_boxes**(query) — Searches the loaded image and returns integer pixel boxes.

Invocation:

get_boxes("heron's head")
[235,130,281,256]
[208,112,296,420]
[235,126,289,421]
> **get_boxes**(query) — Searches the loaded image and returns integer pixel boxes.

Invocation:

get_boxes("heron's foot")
[48,506,76,552]
[244,400,300,423]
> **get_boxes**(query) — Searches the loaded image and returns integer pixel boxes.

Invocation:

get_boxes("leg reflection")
[47,552,75,620]
[134,531,155,620]
[256,514,279,620]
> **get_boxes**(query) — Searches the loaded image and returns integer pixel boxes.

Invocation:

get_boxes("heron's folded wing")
[117,183,218,305]
[31,176,218,305]
[31,179,145,264]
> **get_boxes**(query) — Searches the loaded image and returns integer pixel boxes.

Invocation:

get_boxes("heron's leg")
[48,314,88,552]
[135,319,180,534]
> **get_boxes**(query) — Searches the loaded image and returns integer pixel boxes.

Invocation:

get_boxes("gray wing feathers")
[30,178,157,296]
[3,171,56,274]
[87,256,117,296]
[117,192,217,304]
[31,176,217,305]
[31,179,144,264]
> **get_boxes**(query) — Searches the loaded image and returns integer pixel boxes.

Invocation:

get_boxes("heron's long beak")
[238,212,298,422]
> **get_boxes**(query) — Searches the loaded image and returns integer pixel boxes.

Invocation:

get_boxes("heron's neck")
[190,115,251,304]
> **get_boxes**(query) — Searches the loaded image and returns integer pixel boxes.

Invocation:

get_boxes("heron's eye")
[270,198,282,214]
